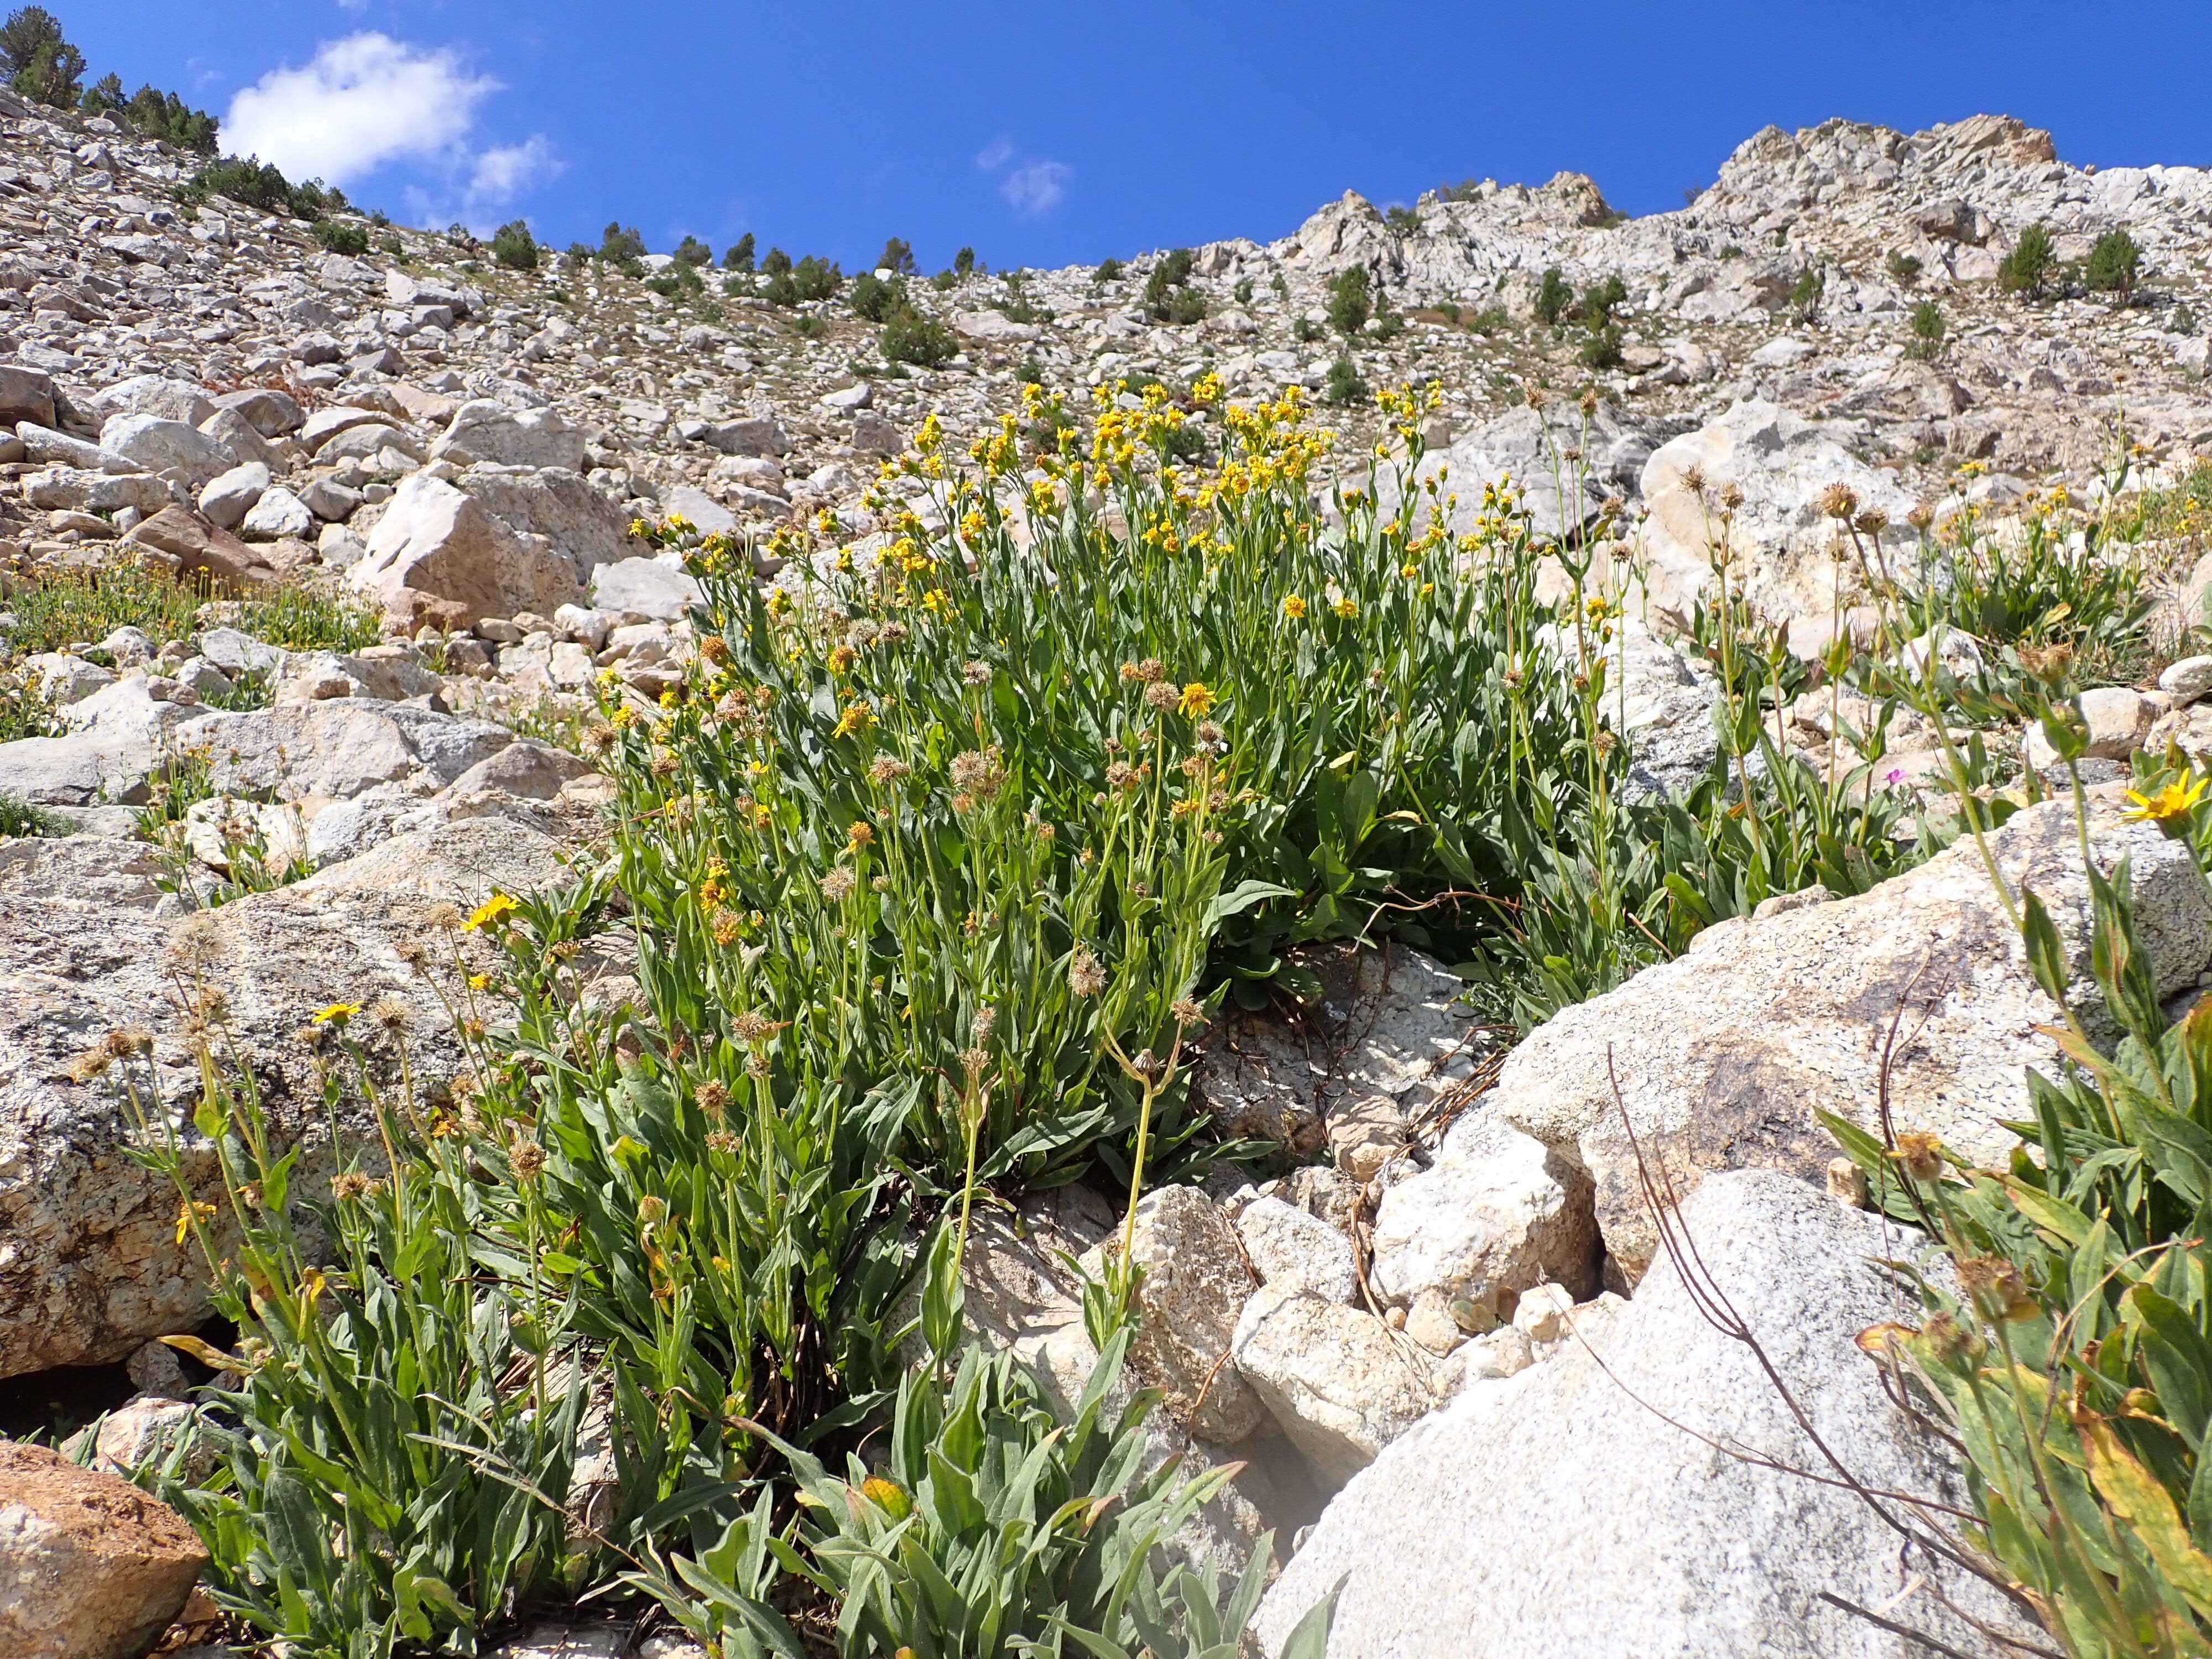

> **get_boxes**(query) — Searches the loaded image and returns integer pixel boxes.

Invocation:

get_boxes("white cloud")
[334,0,372,12]
[469,135,561,208]
[223,33,496,185]
[974,136,1014,171]
[1001,159,1070,217]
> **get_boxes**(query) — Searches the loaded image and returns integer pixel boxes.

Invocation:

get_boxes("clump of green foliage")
[764,252,841,307]
[81,72,218,152]
[877,236,916,275]
[1,4,80,107]
[1533,266,1572,327]
[2085,228,2143,301]
[1790,265,1825,322]
[311,220,368,257]
[1828,744,2212,1658]
[1385,204,1421,234]
[1144,248,1204,324]
[1324,354,1367,405]
[1886,249,1922,285]
[0,788,62,837]
[1999,222,2058,300]
[491,220,540,270]
[881,301,956,367]
[673,234,713,268]
[1905,298,1945,359]
[723,232,755,273]
[849,270,902,323]
[1328,265,1373,337]
[180,155,343,222]
[1095,255,1124,284]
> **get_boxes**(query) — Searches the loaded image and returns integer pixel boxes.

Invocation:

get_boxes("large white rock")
[1493,793,2212,1279]
[1370,1113,1599,1314]
[97,413,234,487]
[349,473,585,629]
[0,820,571,1374]
[196,460,269,530]
[0,1438,209,1659]
[1235,1194,1358,1304]
[1232,1284,1436,1486]
[591,556,702,623]
[1254,1170,2039,1659]
[1123,1185,1264,1442]
[1635,400,1918,625]
[432,400,590,471]
[238,483,312,541]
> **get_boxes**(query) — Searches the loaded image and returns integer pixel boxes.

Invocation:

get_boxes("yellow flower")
[466,893,519,932]
[301,1266,327,1308]
[1177,682,1216,718]
[1281,594,1307,619]
[1333,596,1359,619]
[2122,777,2208,824]
[311,1001,362,1027]
[468,972,492,990]
[175,1199,216,1244]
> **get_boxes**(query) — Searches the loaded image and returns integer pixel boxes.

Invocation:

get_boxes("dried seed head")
[510,1138,546,1180]
[1718,482,1745,512]
[1131,1047,1165,1081]
[962,660,992,686]
[1069,950,1107,998]
[1679,465,1707,499]
[637,1194,669,1227]
[371,996,410,1032]
[1143,681,1179,711]
[1907,502,1934,531]
[69,1048,114,1083]
[1854,509,1888,535]
[1818,483,1860,521]
[869,755,912,784]
[961,1045,989,1077]
[424,902,464,931]
[105,1027,153,1058]
[697,1078,730,1120]
[1892,1130,1943,1182]
[395,936,429,969]
[948,748,1005,800]
[698,635,731,665]
[170,912,224,969]
[1957,1254,2036,1320]
[820,867,857,901]
[332,1171,374,1201]
[1171,997,1205,1027]
[733,1009,775,1042]
[971,1005,998,1042]
[706,1129,740,1155]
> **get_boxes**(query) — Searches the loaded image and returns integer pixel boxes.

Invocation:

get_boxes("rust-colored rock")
[124,504,276,589]
[0,1438,208,1659]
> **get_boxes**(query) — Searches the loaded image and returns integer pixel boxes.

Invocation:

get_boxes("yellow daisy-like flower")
[1333,596,1359,619]
[311,1001,362,1027]
[468,972,492,990]
[2122,776,2209,824]
[466,893,519,932]
[175,1199,216,1244]
[1177,682,1216,718]
[1281,594,1307,619]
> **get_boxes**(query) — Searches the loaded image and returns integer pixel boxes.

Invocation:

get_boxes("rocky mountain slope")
[6,83,2212,1659]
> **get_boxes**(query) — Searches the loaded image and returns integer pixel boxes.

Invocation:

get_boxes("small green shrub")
[311,220,368,256]
[1144,248,1198,322]
[849,271,903,323]
[1325,354,1367,405]
[1015,353,1045,385]
[954,245,977,277]
[1905,299,1945,359]
[1790,266,1824,322]
[1470,305,1509,334]
[1533,267,1572,327]
[1094,255,1124,284]
[930,269,957,291]
[645,260,705,300]
[1293,315,1322,343]
[881,303,956,367]
[1885,249,1922,284]
[675,234,713,268]
[1580,273,1626,329]
[599,222,648,265]
[0,789,61,837]
[1234,276,1254,305]
[790,254,841,303]
[1576,325,1623,370]
[1327,265,1372,336]
[1999,222,2057,300]
[2085,228,2143,300]
[877,236,916,275]
[491,220,539,271]
[723,232,755,272]
[1385,204,1420,234]
[639,1335,1340,1657]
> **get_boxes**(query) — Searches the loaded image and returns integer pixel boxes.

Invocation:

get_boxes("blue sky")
[58,1,2212,272]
